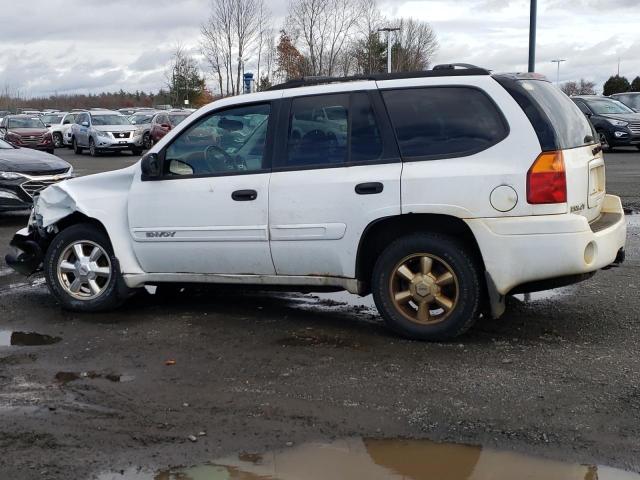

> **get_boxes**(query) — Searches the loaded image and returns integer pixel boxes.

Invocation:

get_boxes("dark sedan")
[0,139,72,212]
[0,115,55,154]
[571,95,640,151]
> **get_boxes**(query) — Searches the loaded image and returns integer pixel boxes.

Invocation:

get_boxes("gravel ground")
[0,148,639,479]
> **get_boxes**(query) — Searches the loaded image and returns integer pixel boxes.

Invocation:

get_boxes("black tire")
[53,132,63,148]
[44,223,129,312]
[143,133,152,150]
[46,149,55,155]
[371,233,482,341]
[73,137,83,154]
[89,138,99,157]
[132,148,143,156]
[598,131,613,152]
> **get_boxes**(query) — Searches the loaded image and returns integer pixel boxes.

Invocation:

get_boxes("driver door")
[127,102,275,275]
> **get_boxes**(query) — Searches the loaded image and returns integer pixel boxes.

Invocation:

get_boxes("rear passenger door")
[269,85,402,278]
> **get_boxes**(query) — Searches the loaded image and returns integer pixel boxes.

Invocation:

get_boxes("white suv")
[5,66,627,341]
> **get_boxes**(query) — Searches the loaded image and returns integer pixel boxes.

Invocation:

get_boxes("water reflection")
[96,438,640,480]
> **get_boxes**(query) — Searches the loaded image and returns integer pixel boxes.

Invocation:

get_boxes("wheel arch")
[355,214,487,296]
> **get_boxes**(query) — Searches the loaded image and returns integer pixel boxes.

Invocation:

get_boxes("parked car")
[571,95,640,151]
[149,111,191,145]
[0,115,54,154]
[6,66,626,341]
[118,108,137,116]
[41,112,78,148]
[128,111,158,150]
[70,110,142,156]
[610,92,640,113]
[0,138,72,211]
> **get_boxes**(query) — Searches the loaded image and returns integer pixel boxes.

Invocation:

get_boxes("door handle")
[355,182,384,195]
[232,189,258,201]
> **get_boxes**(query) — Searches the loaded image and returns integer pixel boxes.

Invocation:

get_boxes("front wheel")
[89,138,99,157]
[44,224,128,312]
[53,132,63,148]
[598,131,613,152]
[73,137,83,154]
[372,233,482,341]
[143,133,153,150]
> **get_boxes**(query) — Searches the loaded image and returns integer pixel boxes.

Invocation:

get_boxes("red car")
[0,115,54,153]
[149,111,191,145]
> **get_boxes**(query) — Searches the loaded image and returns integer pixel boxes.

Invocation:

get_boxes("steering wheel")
[204,145,244,172]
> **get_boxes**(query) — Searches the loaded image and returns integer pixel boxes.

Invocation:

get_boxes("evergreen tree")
[603,75,630,96]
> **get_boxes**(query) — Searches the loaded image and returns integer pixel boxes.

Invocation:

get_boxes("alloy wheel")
[389,253,459,325]
[57,240,112,300]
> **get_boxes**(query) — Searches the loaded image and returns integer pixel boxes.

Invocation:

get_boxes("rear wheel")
[44,224,129,312]
[72,137,83,155]
[372,233,482,341]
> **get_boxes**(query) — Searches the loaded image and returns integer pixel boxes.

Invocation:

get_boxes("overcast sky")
[0,0,638,97]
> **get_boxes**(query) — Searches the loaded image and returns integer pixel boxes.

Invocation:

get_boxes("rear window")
[382,87,509,160]
[496,77,595,151]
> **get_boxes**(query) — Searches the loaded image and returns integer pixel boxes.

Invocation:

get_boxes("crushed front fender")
[5,227,45,276]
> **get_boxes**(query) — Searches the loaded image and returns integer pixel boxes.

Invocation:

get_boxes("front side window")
[382,87,509,159]
[164,103,270,177]
[285,92,383,168]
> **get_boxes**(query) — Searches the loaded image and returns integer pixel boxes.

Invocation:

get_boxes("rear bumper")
[467,194,627,296]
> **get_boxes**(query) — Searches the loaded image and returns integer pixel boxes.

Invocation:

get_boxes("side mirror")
[81,121,89,127]
[45,124,51,128]
[161,123,171,129]
[141,152,162,180]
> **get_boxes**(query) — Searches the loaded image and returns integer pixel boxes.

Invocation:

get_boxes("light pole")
[378,27,400,73]
[551,59,566,84]
[528,0,537,72]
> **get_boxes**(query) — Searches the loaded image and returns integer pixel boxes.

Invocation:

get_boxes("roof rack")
[267,65,491,91]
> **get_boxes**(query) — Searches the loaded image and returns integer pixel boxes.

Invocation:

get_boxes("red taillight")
[527,151,567,204]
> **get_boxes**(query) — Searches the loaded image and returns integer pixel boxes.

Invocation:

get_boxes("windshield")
[130,114,154,125]
[91,115,130,126]
[585,98,634,115]
[621,95,640,109]
[41,114,64,124]
[0,139,14,149]
[168,114,189,126]
[8,117,45,129]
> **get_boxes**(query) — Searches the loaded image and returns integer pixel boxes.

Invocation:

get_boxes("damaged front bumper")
[5,227,46,276]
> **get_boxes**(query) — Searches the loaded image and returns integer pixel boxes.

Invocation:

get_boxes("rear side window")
[382,87,508,160]
[284,92,383,168]
[495,77,595,150]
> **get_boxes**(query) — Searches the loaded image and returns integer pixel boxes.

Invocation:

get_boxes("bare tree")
[561,78,596,96]
[391,19,438,72]
[286,0,363,76]
[165,45,204,106]
[201,0,269,96]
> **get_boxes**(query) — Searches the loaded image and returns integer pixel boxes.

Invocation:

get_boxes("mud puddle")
[55,371,135,384]
[0,331,61,347]
[277,330,366,350]
[95,437,640,479]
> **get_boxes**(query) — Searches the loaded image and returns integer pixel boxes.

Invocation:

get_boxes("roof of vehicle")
[610,92,640,96]
[268,64,491,91]
[571,95,610,100]
[87,110,122,116]
[5,113,45,118]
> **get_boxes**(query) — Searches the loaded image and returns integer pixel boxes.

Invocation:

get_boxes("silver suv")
[70,110,142,156]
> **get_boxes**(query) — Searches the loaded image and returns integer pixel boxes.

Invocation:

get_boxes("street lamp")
[551,59,566,84]
[378,27,401,73]
[528,0,537,72]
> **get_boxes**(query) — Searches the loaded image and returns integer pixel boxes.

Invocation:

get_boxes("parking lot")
[1,147,640,479]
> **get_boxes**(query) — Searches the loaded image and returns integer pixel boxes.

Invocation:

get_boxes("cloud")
[0,0,638,96]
